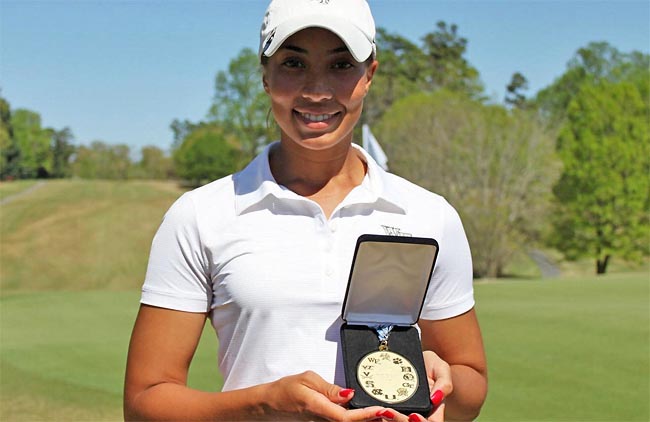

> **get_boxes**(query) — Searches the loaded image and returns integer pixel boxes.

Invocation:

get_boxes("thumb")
[329,386,356,404]
[300,371,355,405]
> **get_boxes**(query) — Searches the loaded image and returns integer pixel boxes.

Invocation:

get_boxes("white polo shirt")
[141,142,474,391]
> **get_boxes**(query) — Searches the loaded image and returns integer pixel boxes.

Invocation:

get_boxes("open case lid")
[342,234,439,326]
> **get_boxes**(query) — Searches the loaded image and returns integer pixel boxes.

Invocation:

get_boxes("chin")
[289,132,353,151]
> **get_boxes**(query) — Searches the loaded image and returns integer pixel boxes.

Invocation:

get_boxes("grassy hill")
[1,180,648,421]
[0,179,185,292]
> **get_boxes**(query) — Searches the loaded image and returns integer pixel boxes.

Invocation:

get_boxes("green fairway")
[1,275,647,421]
[475,273,649,421]
[0,290,221,421]
[1,180,648,420]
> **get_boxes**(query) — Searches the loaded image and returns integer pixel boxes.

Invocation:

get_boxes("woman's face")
[263,27,377,151]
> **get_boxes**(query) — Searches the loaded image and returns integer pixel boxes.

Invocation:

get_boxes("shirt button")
[329,220,338,232]
[325,266,334,276]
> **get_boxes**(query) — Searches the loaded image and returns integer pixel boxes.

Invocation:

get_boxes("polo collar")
[234,142,407,215]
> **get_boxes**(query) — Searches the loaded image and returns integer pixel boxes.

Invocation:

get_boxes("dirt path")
[0,181,46,206]
[528,249,561,278]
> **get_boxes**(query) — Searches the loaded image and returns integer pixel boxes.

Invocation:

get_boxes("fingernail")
[408,414,422,422]
[339,388,354,398]
[376,409,395,419]
[431,389,444,406]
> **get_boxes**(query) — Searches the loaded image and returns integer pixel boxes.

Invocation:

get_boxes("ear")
[364,60,378,93]
[262,73,270,94]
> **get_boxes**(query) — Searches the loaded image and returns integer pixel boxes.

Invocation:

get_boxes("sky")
[2,0,649,153]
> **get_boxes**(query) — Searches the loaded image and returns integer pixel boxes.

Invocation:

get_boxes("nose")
[301,71,334,102]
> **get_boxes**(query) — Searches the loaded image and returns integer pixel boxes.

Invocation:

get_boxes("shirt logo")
[381,225,412,237]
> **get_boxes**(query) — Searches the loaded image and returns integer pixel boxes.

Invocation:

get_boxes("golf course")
[1,179,648,421]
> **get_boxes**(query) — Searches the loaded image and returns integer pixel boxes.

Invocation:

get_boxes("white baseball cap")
[259,0,377,62]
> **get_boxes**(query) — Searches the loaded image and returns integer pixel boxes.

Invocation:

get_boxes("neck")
[269,141,366,197]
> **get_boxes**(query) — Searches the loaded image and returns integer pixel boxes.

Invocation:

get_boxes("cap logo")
[262,28,276,55]
[312,0,330,4]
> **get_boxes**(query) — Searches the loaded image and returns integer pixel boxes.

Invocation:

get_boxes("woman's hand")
[383,351,451,422]
[354,351,453,422]
[262,370,388,421]
[423,350,452,421]
[124,305,401,421]
[374,351,451,422]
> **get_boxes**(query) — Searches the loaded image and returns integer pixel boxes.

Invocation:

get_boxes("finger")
[359,408,421,422]
[299,371,355,405]
[335,388,356,404]
[423,351,453,397]
[343,407,398,422]
[407,413,426,422]
[426,403,445,422]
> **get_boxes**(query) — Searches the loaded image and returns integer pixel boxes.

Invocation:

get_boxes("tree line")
[0,103,174,181]
[1,23,647,277]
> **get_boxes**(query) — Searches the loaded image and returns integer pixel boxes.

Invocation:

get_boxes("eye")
[332,61,354,70]
[282,57,305,68]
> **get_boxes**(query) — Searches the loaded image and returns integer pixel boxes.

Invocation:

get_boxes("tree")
[208,48,275,160]
[533,42,650,273]
[71,141,132,179]
[364,28,428,125]
[551,80,649,274]
[137,145,173,179]
[0,94,18,179]
[10,109,52,178]
[534,42,649,129]
[377,90,560,277]
[505,72,529,109]
[364,23,484,126]
[50,127,75,178]
[173,124,244,186]
[170,119,200,152]
[420,21,483,97]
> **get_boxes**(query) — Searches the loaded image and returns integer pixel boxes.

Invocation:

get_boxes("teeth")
[301,112,334,122]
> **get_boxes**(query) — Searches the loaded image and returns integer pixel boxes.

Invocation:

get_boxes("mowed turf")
[0,179,186,292]
[0,180,39,201]
[2,275,647,421]
[1,180,648,420]
[475,273,649,421]
[0,290,221,421]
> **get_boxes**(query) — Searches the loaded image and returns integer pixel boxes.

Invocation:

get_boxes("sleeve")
[140,192,212,312]
[419,200,474,320]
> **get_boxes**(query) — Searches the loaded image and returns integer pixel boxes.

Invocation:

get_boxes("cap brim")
[261,14,374,62]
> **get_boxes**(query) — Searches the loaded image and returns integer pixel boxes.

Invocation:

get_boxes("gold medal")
[356,325,418,404]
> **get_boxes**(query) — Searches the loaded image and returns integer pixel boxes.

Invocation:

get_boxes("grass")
[0,180,38,201]
[1,275,646,421]
[475,273,649,421]
[0,290,220,421]
[1,180,648,421]
[0,179,186,292]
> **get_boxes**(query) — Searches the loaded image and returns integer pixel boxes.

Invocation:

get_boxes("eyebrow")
[280,45,350,55]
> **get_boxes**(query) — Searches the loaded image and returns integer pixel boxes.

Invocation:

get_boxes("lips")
[294,110,341,127]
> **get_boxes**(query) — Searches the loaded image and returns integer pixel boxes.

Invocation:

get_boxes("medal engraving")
[356,350,418,404]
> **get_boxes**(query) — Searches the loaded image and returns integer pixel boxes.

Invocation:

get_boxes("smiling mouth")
[295,111,341,125]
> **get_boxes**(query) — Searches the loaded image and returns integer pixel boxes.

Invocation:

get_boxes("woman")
[124,0,487,421]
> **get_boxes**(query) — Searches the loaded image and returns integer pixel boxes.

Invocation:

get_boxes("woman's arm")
[419,308,488,421]
[124,304,387,421]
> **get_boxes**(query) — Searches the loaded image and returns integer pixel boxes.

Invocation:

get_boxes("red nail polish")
[376,410,395,419]
[431,389,444,406]
[408,414,422,422]
[339,388,354,398]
